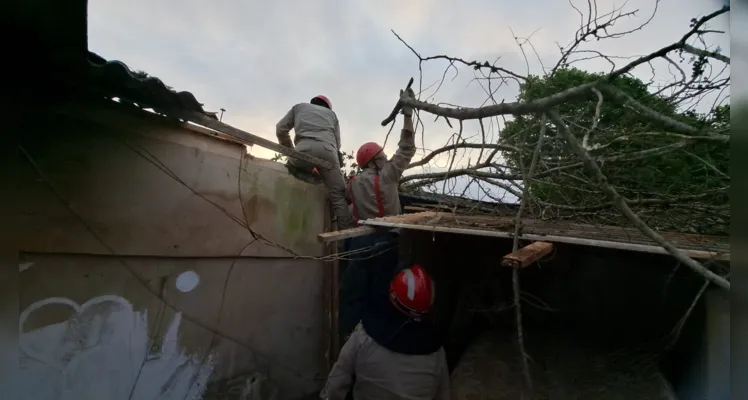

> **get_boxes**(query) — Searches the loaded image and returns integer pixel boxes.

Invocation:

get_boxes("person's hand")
[400,87,415,117]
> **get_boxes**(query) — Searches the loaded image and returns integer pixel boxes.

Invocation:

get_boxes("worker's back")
[322,327,449,400]
[287,102,340,148]
[345,326,448,400]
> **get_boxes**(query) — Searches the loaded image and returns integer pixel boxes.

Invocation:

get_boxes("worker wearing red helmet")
[348,87,417,224]
[276,95,355,229]
[322,265,450,400]
[338,87,419,342]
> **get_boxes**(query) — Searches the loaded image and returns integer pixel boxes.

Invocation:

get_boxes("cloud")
[87,0,731,199]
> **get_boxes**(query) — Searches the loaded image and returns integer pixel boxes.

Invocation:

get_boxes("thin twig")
[510,114,547,394]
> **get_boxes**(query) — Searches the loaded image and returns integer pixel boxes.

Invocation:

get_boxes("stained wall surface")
[11,102,331,400]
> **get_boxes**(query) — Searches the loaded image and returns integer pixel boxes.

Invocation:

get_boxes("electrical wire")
[17,144,322,384]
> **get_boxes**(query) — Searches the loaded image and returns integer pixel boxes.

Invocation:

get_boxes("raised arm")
[276,106,296,149]
[381,90,416,183]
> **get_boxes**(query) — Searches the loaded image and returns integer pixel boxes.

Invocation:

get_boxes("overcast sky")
[87,0,731,201]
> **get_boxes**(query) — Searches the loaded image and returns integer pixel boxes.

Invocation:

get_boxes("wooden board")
[52,100,335,170]
[318,226,377,242]
[361,218,730,261]
[404,206,431,212]
[317,212,440,242]
[502,241,554,268]
[380,211,440,223]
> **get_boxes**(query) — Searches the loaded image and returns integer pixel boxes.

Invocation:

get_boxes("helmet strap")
[390,293,426,320]
[372,155,385,171]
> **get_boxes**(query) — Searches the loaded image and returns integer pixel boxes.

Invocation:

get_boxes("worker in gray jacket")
[347,88,417,223]
[276,95,355,230]
[339,88,417,340]
[321,265,450,400]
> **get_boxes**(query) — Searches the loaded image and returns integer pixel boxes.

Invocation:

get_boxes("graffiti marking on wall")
[19,295,215,400]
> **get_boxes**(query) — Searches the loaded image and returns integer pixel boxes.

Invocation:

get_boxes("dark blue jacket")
[348,233,445,355]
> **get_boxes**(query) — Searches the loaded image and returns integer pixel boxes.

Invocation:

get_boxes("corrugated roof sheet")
[86,52,218,120]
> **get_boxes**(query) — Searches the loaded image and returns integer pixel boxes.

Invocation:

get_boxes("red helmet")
[311,95,332,110]
[389,265,435,320]
[356,142,384,168]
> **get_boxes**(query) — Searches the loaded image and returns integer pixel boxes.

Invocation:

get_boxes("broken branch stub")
[381,77,415,126]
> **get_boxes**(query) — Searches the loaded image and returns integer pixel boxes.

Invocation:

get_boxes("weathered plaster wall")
[14,103,327,258]
[11,102,331,399]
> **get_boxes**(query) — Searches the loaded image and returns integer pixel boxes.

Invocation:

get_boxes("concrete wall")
[673,288,730,400]
[11,102,331,399]
[704,289,730,400]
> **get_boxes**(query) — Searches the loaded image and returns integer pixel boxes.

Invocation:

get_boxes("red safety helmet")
[356,142,384,168]
[311,95,333,110]
[389,265,435,320]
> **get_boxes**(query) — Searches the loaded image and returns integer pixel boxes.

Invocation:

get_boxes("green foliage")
[340,150,358,178]
[501,68,729,234]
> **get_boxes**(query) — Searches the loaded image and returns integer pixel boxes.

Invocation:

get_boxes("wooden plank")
[318,226,377,242]
[502,241,554,268]
[318,212,440,243]
[185,112,335,170]
[361,219,730,261]
[378,211,440,223]
[51,100,253,148]
[322,210,337,370]
[443,213,729,252]
[329,240,340,361]
[52,99,335,170]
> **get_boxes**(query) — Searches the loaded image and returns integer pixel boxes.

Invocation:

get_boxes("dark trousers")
[339,233,399,340]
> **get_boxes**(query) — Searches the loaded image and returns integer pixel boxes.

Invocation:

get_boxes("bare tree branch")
[682,43,730,63]
[408,143,519,169]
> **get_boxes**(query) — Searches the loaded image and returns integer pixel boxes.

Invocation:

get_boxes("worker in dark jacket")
[321,264,449,400]
[339,232,399,338]
[338,88,418,339]
[276,95,355,230]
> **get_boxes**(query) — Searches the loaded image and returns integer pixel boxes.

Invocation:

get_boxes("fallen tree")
[386,2,731,393]
[390,3,730,290]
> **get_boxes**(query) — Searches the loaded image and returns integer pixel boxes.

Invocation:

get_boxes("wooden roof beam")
[317,211,440,243]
